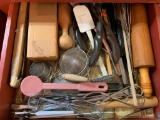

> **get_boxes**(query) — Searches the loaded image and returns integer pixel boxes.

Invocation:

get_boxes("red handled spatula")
[73,5,108,75]
[20,76,108,96]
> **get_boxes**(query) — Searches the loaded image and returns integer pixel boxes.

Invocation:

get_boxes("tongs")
[73,5,104,68]
[87,3,121,64]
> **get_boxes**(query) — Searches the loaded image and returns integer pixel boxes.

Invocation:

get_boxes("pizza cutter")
[20,76,108,96]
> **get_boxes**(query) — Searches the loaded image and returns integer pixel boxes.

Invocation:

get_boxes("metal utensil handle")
[91,74,118,82]
[86,30,108,75]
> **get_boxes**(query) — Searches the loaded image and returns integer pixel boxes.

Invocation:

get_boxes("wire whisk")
[82,85,144,107]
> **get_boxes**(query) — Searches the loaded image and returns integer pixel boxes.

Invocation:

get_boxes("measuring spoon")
[21,76,108,96]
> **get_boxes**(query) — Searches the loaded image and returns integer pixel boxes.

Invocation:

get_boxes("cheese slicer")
[20,76,108,96]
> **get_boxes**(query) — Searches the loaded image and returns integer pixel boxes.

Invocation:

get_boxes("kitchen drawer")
[0,1,160,120]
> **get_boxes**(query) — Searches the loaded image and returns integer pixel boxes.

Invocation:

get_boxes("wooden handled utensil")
[102,9,113,75]
[73,5,108,76]
[21,76,108,96]
[10,3,28,88]
[58,3,73,50]
[131,4,155,97]
[99,96,158,109]
[62,74,88,82]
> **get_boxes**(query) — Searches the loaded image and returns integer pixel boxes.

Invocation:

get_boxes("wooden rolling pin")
[10,3,28,88]
[58,3,73,50]
[131,4,155,97]
[99,96,158,109]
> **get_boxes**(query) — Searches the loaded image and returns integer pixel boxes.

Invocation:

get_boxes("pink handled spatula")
[21,76,108,96]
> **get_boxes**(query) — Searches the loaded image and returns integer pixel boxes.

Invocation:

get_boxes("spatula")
[73,5,108,75]
[20,76,108,96]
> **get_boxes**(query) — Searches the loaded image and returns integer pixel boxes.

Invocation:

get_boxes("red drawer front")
[9,0,160,3]
[147,3,160,119]
[0,3,19,119]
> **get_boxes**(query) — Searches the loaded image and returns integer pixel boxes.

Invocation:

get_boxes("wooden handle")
[102,12,113,75]
[10,57,23,88]
[99,96,158,109]
[14,87,23,104]
[62,74,88,82]
[11,104,30,110]
[139,68,152,97]
[116,63,121,76]
[59,32,73,50]
[58,3,72,28]
[10,3,27,88]
[131,4,155,97]
[58,3,73,50]
[105,53,112,75]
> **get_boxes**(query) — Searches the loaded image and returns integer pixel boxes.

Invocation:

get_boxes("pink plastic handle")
[102,38,111,54]
[78,82,108,91]
[43,83,78,90]
[21,76,108,96]
[43,82,107,92]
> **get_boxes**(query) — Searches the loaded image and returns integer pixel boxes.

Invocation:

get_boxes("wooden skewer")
[123,30,138,106]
